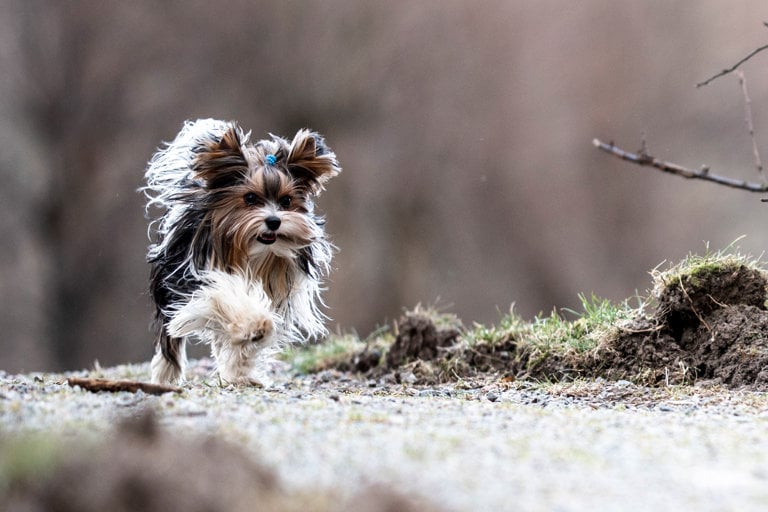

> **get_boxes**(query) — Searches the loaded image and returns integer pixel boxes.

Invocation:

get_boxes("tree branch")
[592,139,768,193]
[696,31,768,88]
[734,70,766,183]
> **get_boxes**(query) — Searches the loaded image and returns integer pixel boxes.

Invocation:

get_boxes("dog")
[142,119,341,385]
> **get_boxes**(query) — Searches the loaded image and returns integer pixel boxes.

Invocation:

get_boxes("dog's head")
[192,123,341,266]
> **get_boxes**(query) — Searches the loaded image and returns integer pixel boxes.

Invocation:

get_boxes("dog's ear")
[194,124,249,189]
[286,129,341,194]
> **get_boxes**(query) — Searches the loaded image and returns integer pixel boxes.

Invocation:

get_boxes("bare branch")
[734,70,766,183]
[592,139,768,193]
[696,43,768,88]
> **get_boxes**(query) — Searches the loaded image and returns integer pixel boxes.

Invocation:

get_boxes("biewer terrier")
[143,119,341,385]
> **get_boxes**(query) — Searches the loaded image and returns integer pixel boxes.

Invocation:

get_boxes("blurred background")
[2,0,768,372]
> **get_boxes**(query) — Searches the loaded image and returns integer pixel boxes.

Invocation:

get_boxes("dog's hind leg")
[150,332,187,384]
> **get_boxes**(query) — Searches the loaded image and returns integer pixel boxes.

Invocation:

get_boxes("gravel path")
[2,361,768,511]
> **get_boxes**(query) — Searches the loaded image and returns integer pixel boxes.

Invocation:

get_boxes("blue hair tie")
[265,154,277,166]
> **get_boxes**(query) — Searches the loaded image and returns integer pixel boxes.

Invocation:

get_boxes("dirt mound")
[385,312,460,368]
[599,264,768,388]
[693,305,768,387]
[657,265,767,339]
[324,262,768,390]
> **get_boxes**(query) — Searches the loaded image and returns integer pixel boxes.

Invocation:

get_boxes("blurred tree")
[0,0,766,372]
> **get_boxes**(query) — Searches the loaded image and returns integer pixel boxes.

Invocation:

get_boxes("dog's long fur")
[143,119,340,385]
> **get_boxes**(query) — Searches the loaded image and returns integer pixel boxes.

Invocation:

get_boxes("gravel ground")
[2,360,768,511]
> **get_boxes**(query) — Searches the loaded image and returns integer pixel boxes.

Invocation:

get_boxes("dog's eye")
[278,195,292,208]
[243,192,261,206]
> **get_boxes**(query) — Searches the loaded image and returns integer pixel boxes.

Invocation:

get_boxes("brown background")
[2,0,768,372]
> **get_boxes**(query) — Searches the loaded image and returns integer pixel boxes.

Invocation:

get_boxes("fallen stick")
[67,377,181,395]
[592,138,768,193]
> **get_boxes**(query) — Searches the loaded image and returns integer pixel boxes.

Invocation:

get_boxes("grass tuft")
[468,294,640,355]
[400,303,463,332]
[650,237,765,296]
[281,335,367,374]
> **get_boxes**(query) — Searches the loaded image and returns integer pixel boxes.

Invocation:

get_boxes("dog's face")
[193,126,341,267]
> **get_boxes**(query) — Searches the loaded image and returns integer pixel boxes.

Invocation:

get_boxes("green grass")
[467,293,640,354]
[650,237,765,293]
[468,306,529,346]
[281,334,368,374]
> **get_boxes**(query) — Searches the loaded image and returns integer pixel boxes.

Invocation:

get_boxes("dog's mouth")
[257,232,277,245]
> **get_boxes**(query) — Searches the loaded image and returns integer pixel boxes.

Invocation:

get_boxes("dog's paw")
[217,361,274,388]
[219,374,272,388]
[225,314,274,345]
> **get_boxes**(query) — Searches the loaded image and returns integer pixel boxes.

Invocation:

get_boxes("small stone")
[486,391,500,402]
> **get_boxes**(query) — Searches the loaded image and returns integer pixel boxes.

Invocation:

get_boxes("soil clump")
[598,264,768,388]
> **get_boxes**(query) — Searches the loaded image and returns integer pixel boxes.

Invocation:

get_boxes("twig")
[592,139,768,193]
[67,377,181,395]
[678,275,710,332]
[696,41,768,88]
[734,70,766,183]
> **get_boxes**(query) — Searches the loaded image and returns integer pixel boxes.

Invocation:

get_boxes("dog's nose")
[265,216,281,231]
